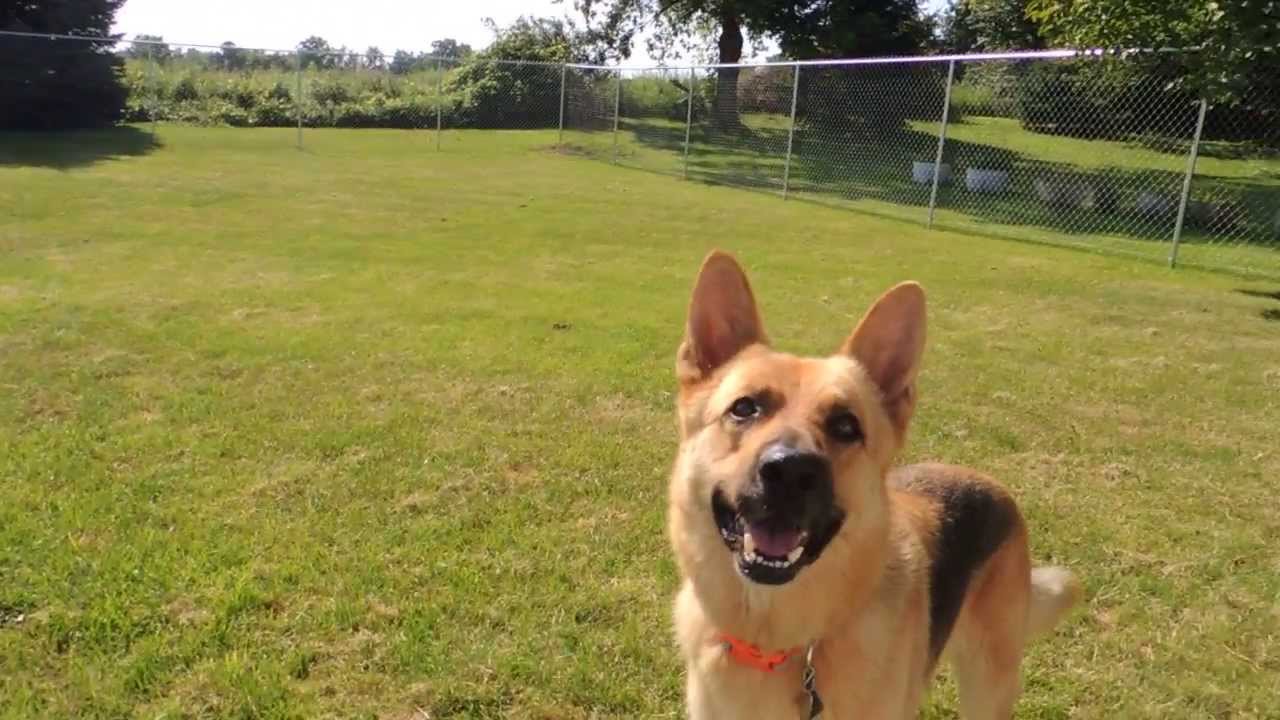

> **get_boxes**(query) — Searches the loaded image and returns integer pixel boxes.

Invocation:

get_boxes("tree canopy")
[1028,0,1279,102]
[0,0,129,130]
[570,0,934,62]
[942,0,1045,52]
[431,38,475,60]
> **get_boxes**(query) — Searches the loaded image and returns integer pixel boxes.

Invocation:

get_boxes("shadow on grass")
[1237,288,1280,301]
[1236,288,1280,320]
[618,115,1280,255]
[0,125,159,170]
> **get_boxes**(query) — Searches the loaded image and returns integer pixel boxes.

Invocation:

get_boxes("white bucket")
[965,168,1010,193]
[912,161,951,185]
[1135,191,1175,217]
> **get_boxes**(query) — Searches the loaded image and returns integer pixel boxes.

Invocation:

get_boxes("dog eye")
[728,396,760,420]
[826,410,862,442]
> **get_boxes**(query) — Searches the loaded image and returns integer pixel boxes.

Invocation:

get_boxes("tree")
[364,46,385,70]
[945,0,1043,51]
[0,0,129,129]
[445,16,599,127]
[756,0,933,58]
[128,34,172,61]
[572,0,934,124]
[298,35,335,69]
[216,41,246,71]
[477,15,600,63]
[389,50,419,74]
[934,0,979,53]
[572,1,765,124]
[333,46,358,70]
[1028,0,1278,103]
[431,38,474,60]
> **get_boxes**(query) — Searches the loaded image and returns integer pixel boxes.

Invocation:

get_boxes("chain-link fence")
[3,32,1278,279]
[572,53,1280,279]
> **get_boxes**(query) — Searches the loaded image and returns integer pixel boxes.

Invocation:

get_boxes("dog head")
[669,251,925,588]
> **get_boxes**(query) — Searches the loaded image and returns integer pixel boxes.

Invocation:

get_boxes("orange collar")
[719,633,801,672]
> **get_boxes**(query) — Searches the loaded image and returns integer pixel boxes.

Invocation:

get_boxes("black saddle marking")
[893,469,1019,664]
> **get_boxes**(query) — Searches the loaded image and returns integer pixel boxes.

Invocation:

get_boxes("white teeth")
[743,532,756,556]
[741,545,807,569]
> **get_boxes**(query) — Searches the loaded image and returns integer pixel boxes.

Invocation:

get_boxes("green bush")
[444,61,559,129]
[1017,60,1193,139]
[172,76,200,102]
[620,75,689,120]
[117,59,447,129]
[310,79,353,106]
[798,64,953,131]
[249,98,295,127]
[209,79,259,110]
[268,81,293,103]
[738,66,793,115]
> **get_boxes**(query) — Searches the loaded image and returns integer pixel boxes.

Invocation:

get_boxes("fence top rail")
[568,46,1193,72]
[0,29,294,54]
[0,29,456,60]
[2,28,1191,70]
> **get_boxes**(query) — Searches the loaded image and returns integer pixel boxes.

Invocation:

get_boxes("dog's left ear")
[676,251,768,386]
[841,282,926,430]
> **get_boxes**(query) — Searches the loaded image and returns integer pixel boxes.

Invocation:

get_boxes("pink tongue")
[747,523,802,557]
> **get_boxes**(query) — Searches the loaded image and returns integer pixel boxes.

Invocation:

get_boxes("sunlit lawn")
[1,125,1277,718]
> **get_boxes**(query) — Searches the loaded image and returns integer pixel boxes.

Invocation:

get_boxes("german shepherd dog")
[668,252,1081,719]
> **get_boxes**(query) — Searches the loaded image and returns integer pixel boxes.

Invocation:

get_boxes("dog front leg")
[685,655,809,720]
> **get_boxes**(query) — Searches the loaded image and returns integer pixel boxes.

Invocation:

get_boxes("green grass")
[922,114,1280,192]
[2,125,1279,718]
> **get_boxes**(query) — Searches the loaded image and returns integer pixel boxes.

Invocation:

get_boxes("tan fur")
[668,251,1081,719]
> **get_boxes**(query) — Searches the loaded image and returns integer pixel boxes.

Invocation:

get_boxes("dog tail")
[1027,565,1082,638]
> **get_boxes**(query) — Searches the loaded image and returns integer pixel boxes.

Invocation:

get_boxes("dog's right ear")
[676,251,767,385]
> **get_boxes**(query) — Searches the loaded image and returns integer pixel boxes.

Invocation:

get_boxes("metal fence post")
[436,58,444,151]
[782,63,802,199]
[683,67,695,180]
[612,68,623,164]
[295,51,304,149]
[1170,98,1208,269]
[558,63,568,146]
[927,60,956,229]
[144,45,155,138]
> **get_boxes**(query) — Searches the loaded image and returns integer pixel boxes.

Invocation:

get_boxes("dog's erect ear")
[841,282,926,426]
[676,251,767,385]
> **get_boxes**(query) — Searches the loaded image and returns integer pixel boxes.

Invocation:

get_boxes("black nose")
[758,445,830,493]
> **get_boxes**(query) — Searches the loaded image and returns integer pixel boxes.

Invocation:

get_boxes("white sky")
[113,0,950,66]
[113,0,568,56]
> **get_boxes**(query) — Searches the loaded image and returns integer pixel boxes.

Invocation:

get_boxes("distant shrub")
[1017,60,1196,140]
[444,60,559,128]
[310,79,352,106]
[250,98,295,127]
[172,76,200,102]
[117,59,448,129]
[268,81,293,102]
[620,75,688,120]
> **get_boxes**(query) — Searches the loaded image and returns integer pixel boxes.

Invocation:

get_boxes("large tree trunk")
[713,5,744,128]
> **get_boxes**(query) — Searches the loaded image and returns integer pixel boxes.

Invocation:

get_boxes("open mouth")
[712,488,840,585]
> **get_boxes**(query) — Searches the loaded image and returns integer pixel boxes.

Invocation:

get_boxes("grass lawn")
[2,125,1278,719]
